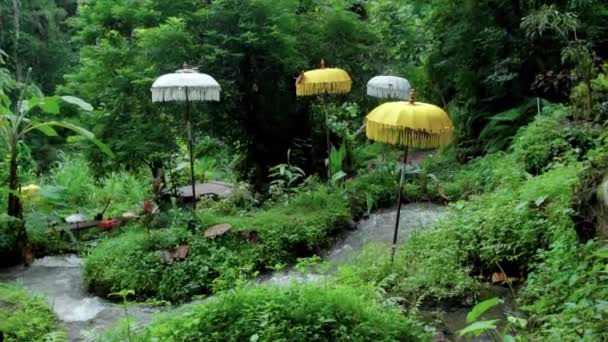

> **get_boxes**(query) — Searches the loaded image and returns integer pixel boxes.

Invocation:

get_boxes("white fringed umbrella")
[151,65,221,203]
[367,76,411,100]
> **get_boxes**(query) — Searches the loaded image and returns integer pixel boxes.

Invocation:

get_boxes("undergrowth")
[103,284,430,342]
[336,111,608,339]
[84,186,351,302]
[0,283,66,341]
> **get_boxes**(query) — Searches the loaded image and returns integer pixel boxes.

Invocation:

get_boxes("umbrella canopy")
[367,76,411,100]
[150,65,221,216]
[295,62,352,96]
[21,184,40,193]
[365,101,453,148]
[364,90,453,263]
[151,67,221,103]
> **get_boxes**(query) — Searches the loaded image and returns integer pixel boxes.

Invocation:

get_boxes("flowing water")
[265,202,446,285]
[0,255,158,341]
[0,203,453,341]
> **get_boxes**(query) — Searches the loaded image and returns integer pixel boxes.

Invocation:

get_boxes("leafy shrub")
[521,240,608,340]
[336,240,475,304]
[84,186,351,302]
[479,98,546,152]
[113,284,430,342]
[511,108,600,175]
[338,162,580,304]
[41,154,148,217]
[415,147,526,202]
[345,163,399,218]
[0,283,66,341]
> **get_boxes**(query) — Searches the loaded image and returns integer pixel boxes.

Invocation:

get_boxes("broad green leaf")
[331,170,347,184]
[30,96,60,114]
[458,320,497,337]
[61,96,94,112]
[43,120,114,157]
[30,123,58,137]
[594,245,608,259]
[504,335,516,342]
[0,105,11,114]
[466,297,500,323]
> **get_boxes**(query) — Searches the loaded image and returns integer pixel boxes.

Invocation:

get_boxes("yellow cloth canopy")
[21,184,40,193]
[365,101,453,148]
[296,68,352,96]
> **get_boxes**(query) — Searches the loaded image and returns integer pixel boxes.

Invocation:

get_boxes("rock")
[204,224,232,238]
[157,244,190,264]
[491,272,506,284]
[157,250,174,264]
[347,219,358,230]
[173,244,189,260]
[237,230,260,243]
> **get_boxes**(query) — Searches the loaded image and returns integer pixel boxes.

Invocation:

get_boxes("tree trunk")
[12,0,22,82]
[7,142,31,265]
[7,144,21,218]
[586,78,593,120]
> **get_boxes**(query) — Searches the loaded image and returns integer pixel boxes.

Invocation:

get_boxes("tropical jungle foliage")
[1,0,608,341]
[0,283,66,341]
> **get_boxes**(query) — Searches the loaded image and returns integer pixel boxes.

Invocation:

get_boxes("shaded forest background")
[1,0,607,186]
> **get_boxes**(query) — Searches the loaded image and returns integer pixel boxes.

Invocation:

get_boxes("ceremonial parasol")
[365,89,453,262]
[367,75,411,100]
[296,60,352,177]
[151,64,221,203]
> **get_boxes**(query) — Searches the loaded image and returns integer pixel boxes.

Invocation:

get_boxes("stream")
[1,203,501,341]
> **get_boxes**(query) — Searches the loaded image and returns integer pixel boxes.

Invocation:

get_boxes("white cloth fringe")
[151,71,221,103]
[367,76,411,100]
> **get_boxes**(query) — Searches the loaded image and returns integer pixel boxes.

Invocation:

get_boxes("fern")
[480,98,549,152]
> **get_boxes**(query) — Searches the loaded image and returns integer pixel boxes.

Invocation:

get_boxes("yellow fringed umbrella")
[296,60,352,178]
[296,68,352,96]
[365,89,453,262]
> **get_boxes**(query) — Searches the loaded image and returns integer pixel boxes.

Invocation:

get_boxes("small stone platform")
[171,181,233,200]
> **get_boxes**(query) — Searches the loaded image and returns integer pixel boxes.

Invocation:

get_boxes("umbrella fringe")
[296,81,352,96]
[152,87,221,103]
[365,120,453,148]
[366,86,409,100]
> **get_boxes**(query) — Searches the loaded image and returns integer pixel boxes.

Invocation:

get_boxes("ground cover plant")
[84,185,352,302]
[0,283,66,341]
[103,284,430,342]
[336,110,608,339]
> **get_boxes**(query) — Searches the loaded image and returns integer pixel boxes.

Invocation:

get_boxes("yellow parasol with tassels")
[296,68,352,96]
[365,89,453,262]
[296,60,352,178]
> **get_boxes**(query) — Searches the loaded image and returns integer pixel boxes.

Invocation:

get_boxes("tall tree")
[0,0,77,92]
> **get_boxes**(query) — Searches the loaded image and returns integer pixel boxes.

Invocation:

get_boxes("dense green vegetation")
[106,285,429,341]
[0,283,66,341]
[1,0,608,341]
[337,109,608,339]
[84,185,351,302]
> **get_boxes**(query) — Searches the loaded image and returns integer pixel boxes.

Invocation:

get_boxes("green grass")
[0,283,66,341]
[104,284,430,342]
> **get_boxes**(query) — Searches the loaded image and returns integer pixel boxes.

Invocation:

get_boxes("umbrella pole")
[325,106,331,179]
[390,145,409,264]
[185,90,196,208]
